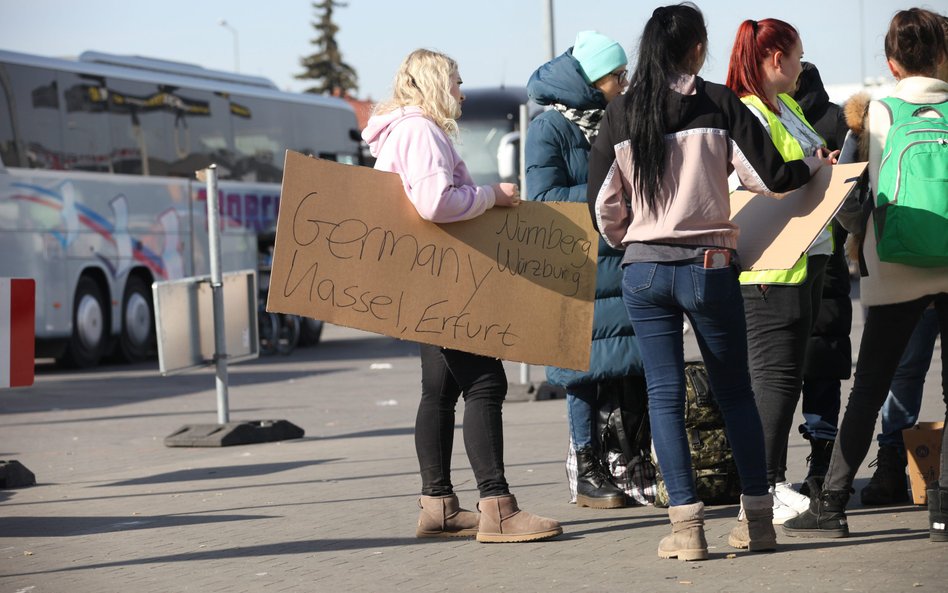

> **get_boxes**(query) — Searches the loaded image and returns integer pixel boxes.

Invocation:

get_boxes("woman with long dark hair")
[588,3,831,560]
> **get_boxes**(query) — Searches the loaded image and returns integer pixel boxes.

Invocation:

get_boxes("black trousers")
[416,344,509,498]
[743,255,829,485]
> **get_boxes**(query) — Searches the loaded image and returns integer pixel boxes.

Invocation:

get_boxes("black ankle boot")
[927,487,948,542]
[575,446,626,509]
[800,438,834,497]
[782,487,851,538]
[860,444,909,506]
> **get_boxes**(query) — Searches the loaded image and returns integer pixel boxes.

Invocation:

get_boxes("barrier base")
[164,420,304,447]
[506,381,566,402]
[0,459,36,488]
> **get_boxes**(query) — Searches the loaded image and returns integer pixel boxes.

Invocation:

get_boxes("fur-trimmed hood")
[843,91,872,160]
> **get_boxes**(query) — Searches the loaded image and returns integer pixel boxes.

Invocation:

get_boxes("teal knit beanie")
[572,31,627,84]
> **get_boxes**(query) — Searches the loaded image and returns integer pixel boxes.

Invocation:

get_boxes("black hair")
[625,3,707,209]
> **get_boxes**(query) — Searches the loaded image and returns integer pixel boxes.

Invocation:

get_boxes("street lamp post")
[219,19,240,73]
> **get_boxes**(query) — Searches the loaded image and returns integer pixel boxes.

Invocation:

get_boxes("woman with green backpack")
[783,7,948,542]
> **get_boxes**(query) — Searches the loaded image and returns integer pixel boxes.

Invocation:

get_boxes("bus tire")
[117,275,156,363]
[58,276,108,369]
[259,311,280,356]
[275,314,300,355]
[298,317,324,347]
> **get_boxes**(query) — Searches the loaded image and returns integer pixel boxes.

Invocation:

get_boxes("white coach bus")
[0,49,360,368]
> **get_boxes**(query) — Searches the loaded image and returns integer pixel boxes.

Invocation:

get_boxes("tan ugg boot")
[475,494,562,543]
[657,501,709,561]
[416,494,479,538]
[729,493,778,551]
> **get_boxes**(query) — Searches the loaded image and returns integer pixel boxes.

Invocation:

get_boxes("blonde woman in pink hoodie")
[362,48,561,543]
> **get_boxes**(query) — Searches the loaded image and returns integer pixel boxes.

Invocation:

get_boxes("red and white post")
[0,277,35,388]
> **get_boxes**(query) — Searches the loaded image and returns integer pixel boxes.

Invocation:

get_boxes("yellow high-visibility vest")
[738,93,828,286]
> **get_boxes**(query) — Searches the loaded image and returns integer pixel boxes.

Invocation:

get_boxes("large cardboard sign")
[267,151,598,371]
[731,162,867,270]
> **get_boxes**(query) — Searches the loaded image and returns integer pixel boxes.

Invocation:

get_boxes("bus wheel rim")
[124,292,151,345]
[77,294,104,350]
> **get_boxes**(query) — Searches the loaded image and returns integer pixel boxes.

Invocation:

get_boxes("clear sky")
[2,0,945,101]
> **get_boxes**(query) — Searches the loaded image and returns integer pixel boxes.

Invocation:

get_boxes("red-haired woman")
[725,18,838,525]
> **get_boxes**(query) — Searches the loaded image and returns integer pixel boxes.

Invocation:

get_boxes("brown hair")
[884,8,948,77]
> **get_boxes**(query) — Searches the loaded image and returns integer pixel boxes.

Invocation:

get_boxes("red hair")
[725,18,800,114]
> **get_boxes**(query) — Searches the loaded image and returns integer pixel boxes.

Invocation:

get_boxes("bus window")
[106,78,176,176]
[0,63,64,169]
[231,95,285,183]
[457,120,508,184]
[291,101,357,164]
[61,72,111,173]
[163,88,234,178]
[0,64,19,167]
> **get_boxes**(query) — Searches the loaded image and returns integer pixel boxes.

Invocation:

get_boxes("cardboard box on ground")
[266,151,598,371]
[903,421,944,505]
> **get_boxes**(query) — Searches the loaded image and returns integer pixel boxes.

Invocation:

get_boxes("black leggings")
[825,293,948,492]
[416,344,509,498]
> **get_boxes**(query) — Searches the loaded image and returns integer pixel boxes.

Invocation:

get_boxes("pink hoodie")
[361,106,497,223]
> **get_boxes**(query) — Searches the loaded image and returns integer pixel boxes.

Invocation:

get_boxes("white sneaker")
[774,481,811,514]
[736,490,799,525]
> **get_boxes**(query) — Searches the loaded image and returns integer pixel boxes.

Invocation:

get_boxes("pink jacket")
[361,106,497,223]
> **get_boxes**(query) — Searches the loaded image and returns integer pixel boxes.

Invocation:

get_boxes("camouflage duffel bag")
[652,361,742,508]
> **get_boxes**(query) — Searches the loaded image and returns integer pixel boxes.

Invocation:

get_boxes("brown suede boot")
[475,494,562,543]
[728,493,778,552]
[416,494,479,538]
[658,501,709,561]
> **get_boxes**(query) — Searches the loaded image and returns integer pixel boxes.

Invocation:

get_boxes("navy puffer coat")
[525,51,643,387]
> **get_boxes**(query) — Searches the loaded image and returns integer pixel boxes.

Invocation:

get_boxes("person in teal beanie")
[526,31,644,509]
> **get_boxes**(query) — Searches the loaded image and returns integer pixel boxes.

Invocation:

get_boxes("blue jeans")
[567,383,599,449]
[801,379,841,441]
[622,261,768,507]
[877,307,939,450]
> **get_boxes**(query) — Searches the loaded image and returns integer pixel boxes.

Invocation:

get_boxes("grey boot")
[728,493,777,552]
[658,501,709,561]
[476,494,562,543]
[416,494,479,538]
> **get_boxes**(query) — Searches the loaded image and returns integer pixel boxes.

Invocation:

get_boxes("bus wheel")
[59,276,107,368]
[259,311,280,356]
[275,314,300,355]
[118,275,155,362]
[298,317,324,347]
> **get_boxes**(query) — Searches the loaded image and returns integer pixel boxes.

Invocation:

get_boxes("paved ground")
[1,303,945,593]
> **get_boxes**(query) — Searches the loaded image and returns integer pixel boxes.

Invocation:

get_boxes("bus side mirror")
[497,131,520,184]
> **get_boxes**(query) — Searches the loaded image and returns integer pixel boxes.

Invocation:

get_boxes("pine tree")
[296,0,359,96]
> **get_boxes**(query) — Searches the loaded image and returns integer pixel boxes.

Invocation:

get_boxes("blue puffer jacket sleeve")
[525,114,589,203]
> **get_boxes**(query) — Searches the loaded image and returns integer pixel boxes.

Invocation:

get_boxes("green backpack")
[873,97,948,267]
